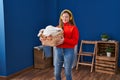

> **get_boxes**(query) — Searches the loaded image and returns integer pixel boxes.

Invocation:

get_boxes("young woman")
[54,9,79,80]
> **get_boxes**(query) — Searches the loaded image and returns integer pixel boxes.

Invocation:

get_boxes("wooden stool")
[76,40,97,72]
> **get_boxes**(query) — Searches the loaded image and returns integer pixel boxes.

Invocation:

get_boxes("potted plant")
[101,33,109,41]
[105,46,113,57]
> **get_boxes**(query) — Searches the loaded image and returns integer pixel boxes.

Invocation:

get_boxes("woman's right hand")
[39,37,44,41]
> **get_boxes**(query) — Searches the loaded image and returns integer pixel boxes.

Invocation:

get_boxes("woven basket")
[40,31,63,46]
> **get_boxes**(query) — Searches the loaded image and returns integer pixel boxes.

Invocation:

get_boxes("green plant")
[101,33,109,39]
[105,46,113,52]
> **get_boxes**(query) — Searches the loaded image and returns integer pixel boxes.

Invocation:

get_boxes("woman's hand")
[39,37,42,41]
[39,37,45,41]
[56,37,64,46]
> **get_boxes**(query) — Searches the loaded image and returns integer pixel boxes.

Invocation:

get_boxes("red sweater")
[57,23,79,48]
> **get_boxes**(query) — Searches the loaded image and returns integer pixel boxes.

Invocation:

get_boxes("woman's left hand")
[56,38,64,46]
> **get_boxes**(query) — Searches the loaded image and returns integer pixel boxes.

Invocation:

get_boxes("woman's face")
[61,13,70,23]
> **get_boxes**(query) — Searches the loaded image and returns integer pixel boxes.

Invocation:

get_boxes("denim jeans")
[54,48,74,80]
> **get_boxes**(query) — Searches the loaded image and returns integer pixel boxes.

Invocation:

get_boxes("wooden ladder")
[76,40,97,72]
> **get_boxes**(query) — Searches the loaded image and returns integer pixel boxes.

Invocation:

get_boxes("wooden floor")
[10,66,120,80]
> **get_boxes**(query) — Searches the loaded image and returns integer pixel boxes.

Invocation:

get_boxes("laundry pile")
[37,25,63,46]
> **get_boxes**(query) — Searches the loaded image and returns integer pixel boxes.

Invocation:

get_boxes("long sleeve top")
[57,23,79,48]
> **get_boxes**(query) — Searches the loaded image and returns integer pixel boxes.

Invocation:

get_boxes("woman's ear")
[70,16,72,20]
[60,16,62,20]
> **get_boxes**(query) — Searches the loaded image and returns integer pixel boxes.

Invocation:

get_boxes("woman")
[54,9,79,80]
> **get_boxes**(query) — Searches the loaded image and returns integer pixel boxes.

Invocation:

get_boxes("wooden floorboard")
[10,66,120,80]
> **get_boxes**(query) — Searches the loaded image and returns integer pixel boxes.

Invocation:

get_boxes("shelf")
[96,56,116,61]
[95,41,119,74]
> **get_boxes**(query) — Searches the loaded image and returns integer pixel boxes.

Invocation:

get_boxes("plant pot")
[102,38,108,41]
[106,52,111,57]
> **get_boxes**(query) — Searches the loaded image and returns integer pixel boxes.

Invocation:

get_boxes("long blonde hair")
[58,9,76,29]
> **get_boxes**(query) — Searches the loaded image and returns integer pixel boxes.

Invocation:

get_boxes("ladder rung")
[81,40,97,44]
[78,62,92,66]
[78,52,94,56]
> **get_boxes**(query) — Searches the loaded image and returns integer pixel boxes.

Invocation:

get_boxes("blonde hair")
[58,9,76,28]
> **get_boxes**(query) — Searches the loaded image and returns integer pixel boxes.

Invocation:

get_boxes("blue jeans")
[54,48,74,80]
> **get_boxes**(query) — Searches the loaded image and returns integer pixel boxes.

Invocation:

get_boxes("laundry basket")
[40,31,63,46]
